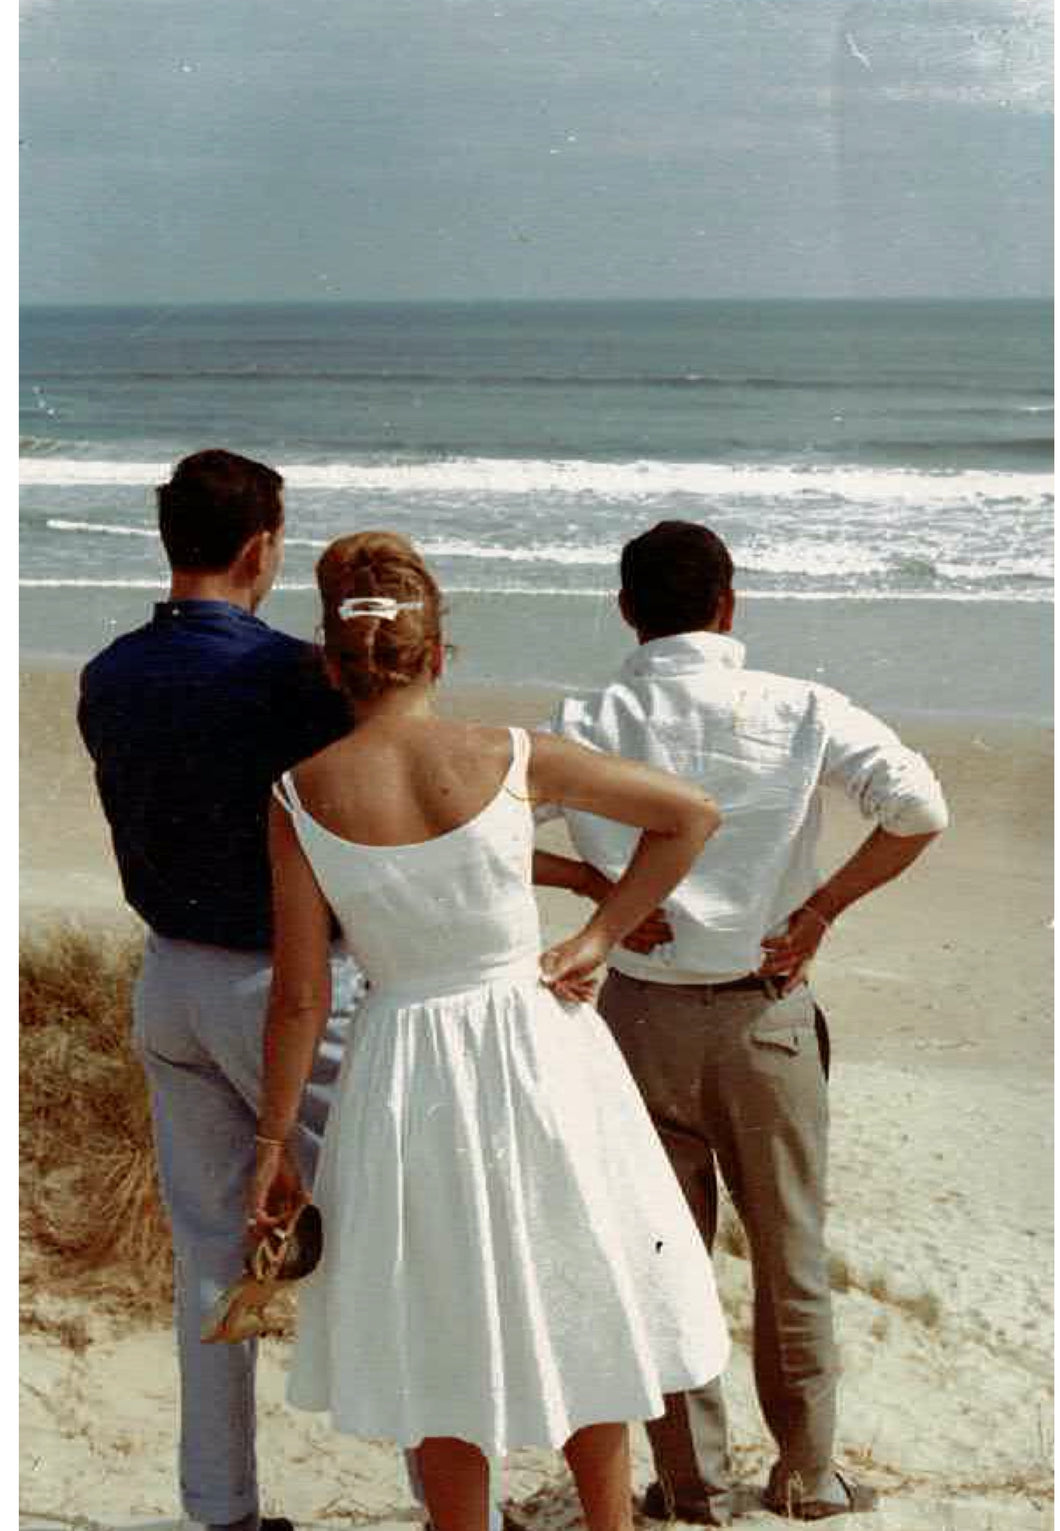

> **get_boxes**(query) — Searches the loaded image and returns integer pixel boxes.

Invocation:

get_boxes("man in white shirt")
[547,521,947,1524]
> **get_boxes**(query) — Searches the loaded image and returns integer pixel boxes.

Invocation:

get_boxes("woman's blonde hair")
[316,530,444,702]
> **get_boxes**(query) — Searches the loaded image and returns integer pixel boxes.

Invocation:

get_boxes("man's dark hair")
[620,519,734,639]
[157,449,284,571]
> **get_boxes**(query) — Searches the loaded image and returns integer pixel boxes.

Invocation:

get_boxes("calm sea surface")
[20,300,1053,718]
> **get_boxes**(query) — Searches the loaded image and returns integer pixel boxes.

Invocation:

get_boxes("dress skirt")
[287,966,730,1455]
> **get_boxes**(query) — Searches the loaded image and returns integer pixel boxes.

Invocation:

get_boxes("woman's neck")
[350,679,437,728]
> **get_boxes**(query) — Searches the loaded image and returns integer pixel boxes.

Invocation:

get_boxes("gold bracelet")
[801,904,832,932]
[254,1133,286,1149]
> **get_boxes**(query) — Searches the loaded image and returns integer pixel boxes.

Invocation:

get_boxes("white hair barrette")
[337,596,423,622]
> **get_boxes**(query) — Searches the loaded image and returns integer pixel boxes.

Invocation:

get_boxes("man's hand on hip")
[757,905,830,995]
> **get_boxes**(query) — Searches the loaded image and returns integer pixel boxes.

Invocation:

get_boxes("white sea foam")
[42,519,617,565]
[46,518,158,538]
[18,577,1053,604]
[20,455,1054,508]
[39,516,1053,587]
[21,578,166,590]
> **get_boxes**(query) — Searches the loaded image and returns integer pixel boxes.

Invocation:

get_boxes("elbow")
[880,801,950,837]
[686,793,722,849]
[268,975,331,1031]
[866,769,949,838]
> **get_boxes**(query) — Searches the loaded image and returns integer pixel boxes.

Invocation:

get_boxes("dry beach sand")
[19,667,1054,1531]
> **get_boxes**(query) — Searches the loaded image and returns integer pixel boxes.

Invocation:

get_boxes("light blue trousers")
[133,933,363,1526]
[135,934,505,1529]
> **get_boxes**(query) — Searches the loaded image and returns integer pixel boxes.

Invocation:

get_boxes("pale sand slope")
[20,668,1053,1530]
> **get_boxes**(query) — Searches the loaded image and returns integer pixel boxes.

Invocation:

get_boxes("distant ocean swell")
[17,367,1058,400]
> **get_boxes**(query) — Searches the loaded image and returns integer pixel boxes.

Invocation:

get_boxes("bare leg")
[564,1422,635,1531]
[417,1436,491,1531]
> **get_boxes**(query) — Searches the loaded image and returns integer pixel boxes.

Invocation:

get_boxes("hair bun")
[317,531,442,701]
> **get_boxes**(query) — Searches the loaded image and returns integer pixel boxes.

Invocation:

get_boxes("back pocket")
[749,984,816,1056]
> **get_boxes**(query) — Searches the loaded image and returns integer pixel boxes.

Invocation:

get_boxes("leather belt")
[701,974,774,995]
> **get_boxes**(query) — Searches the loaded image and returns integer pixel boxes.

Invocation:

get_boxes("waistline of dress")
[362,954,544,1007]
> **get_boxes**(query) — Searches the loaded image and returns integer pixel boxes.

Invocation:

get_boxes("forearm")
[587,820,710,947]
[532,849,609,901]
[805,827,940,925]
[258,986,331,1142]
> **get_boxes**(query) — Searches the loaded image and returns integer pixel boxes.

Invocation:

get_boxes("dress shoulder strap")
[504,726,531,796]
[271,770,304,817]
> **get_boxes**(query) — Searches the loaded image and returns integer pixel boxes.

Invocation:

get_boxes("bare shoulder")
[437,719,515,754]
[294,718,514,786]
[289,729,358,789]
[426,720,518,777]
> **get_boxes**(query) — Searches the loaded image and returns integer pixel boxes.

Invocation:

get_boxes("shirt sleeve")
[272,644,350,772]
[818,689,950,835]
[76,666,96,757]
[530,710,562,824]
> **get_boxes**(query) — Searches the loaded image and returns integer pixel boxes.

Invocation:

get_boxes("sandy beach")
[20,665,1053,1531]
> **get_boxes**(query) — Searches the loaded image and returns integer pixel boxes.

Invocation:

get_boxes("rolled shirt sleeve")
[818,689,950,836]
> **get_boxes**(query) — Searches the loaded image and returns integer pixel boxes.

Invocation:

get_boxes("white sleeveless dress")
[276,727,729,1454]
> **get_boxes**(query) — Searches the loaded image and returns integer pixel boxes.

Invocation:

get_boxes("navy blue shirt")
[78,600,350,950]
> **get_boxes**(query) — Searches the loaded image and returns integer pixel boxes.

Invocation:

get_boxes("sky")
[19,0,1054,303]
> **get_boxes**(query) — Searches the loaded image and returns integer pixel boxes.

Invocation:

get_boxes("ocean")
[20,299,1053,720]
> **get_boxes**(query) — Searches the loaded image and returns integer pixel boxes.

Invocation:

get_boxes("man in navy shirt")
[79,450,353,1531]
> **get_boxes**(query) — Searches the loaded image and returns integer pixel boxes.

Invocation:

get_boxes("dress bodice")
[277,727,542,999]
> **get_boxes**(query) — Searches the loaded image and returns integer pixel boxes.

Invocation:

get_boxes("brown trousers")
[599,971,839,1510]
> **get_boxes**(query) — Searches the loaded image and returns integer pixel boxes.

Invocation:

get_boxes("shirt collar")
[152,599,266,629]
[621,630,747,680]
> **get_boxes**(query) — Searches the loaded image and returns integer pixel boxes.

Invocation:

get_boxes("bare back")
[290,719,517,848]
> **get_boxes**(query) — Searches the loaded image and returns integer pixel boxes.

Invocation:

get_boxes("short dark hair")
[157,449,284,571]
[620,520,734,639]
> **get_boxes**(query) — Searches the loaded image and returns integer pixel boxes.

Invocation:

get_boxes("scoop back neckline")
[287,728,521,855]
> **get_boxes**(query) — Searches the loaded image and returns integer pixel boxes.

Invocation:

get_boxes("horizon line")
[19,293,1054,311]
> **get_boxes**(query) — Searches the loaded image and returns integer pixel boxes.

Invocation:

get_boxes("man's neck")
[167,571,255,612]
[637,622,727,647]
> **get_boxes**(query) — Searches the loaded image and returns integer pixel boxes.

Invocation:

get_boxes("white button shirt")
[545,631,949,984]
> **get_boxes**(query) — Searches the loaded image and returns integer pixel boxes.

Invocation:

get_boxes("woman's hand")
[540,924,613,1002]
[248,1140,306,1238]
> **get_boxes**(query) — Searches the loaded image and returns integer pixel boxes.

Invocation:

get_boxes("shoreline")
[18,586,1056,726]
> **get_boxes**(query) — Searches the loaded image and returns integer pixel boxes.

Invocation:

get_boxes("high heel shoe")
[201,1202,323,1344]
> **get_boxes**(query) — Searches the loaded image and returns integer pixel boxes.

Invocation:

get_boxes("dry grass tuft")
[20,923,173,1321]
[19,1304,93,1354]
[895,1288,942,1328]
[827,1251,855,1292]
[825,1251,943,1328]
[716,1209,750,1260]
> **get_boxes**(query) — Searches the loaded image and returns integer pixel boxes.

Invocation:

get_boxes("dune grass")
[20,922,173,1321]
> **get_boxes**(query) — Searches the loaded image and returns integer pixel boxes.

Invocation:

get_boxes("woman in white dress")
[250,531,730,1531]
